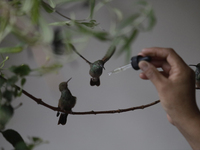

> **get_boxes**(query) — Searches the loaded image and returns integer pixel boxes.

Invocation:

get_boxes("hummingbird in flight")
[71,44,116,86]
[52,28,65,55]
[57,78,76,125]
[189,63,200,88]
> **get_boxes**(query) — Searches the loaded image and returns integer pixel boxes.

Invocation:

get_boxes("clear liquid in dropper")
[108,64,132,76]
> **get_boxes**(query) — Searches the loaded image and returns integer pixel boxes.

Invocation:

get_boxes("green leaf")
[0,25,12,43]
[31,137,42,143]
[31,0,41,24]
[7,76,19,85]
[112,8,123,21]
[27,144,35,150]
[136,0,148,6]
[0,13,10,33]
[2,129,28,150]
[118,13,140,30]
[8,0,22,8]
[16,78,26,97]
[41,1,55,13]
[2,90,13,103]
[0,89,2,103]
[48,0,55,8]
[89,0,96,19]
[49,21,71,26]
[0,56,9,69]
[21,78,26,86]
[0,77,5,87]
[21,0,34,13]
[0,105,14,130]
[117,29,139,60]
[27,136,48,150]
[36,63,63,75]
[79,20,99,28]
[145,9,156,31]
[13,86,19,98]
[9,64,31,77]
[134,1,156,31]
[75,23,110,41]
[93,31,109,41]
[0,46,23,53]
[39,18,54,44]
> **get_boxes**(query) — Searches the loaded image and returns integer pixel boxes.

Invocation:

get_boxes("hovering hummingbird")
[71,44,116,86]
[52,28,65,55]
[57,78,76,125]
[189,63,200,88]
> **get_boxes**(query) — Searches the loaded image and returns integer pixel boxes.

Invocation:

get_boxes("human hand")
[138,47,200,149]
[138,47,199,125]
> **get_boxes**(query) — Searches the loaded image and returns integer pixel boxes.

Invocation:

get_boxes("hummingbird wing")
[101,46,116,63]
[70,44,91,65]
[71,96,77,108]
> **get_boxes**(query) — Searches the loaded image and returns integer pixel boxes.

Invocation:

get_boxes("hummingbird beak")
[66,77,72,86]
[189,64,197,67]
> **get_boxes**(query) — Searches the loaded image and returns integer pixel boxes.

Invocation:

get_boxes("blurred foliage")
[1,129,48,150]
[0,0,156,59]
[0,0,156,149]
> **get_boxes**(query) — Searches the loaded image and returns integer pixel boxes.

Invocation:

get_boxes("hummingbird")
[189,63,200,88]
[52,28,65,55]
[70,44,116,86]
[57,78,76,125]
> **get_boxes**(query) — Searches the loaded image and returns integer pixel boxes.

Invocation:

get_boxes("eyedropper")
[108,55,151,76]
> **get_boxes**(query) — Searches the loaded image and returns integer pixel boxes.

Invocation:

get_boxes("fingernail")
[137,52,144,56]
[139,61,148,71]
[141,48,149,52]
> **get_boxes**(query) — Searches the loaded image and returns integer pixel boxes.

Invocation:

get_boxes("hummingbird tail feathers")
[90,78,100,86]
[58,113,68,125]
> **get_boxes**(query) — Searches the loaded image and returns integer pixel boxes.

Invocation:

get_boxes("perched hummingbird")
[71,44,116,86]
[189,63,200,88]
[57,78,76,125]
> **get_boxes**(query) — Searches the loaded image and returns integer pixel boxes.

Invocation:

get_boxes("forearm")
[173,109,200,150]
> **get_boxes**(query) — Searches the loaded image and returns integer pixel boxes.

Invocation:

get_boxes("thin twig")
[42,1,85,22]
[0,75,160,115]
[55,10,72,20]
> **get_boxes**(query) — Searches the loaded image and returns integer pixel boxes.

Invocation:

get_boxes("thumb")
[139,61,165,88]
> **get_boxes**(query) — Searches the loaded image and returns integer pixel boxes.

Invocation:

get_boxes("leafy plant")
[0,0,156,149]
[1,129,48,150]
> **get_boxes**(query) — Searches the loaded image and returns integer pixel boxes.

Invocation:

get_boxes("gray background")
[1,0,200,150]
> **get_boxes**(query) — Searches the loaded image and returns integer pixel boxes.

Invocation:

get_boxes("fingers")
[139,61,166,88]
[139,47,187,69]
[148,60,171,74]
[140,70,169,79]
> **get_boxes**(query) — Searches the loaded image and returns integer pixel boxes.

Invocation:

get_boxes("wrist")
[168,103,200,126]
[170,108,200,150]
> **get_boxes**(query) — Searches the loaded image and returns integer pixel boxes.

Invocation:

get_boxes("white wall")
[1,0,200,150]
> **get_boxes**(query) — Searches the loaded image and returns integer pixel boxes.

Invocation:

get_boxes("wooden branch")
[0,75,160,115]
[70,100,160,115]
